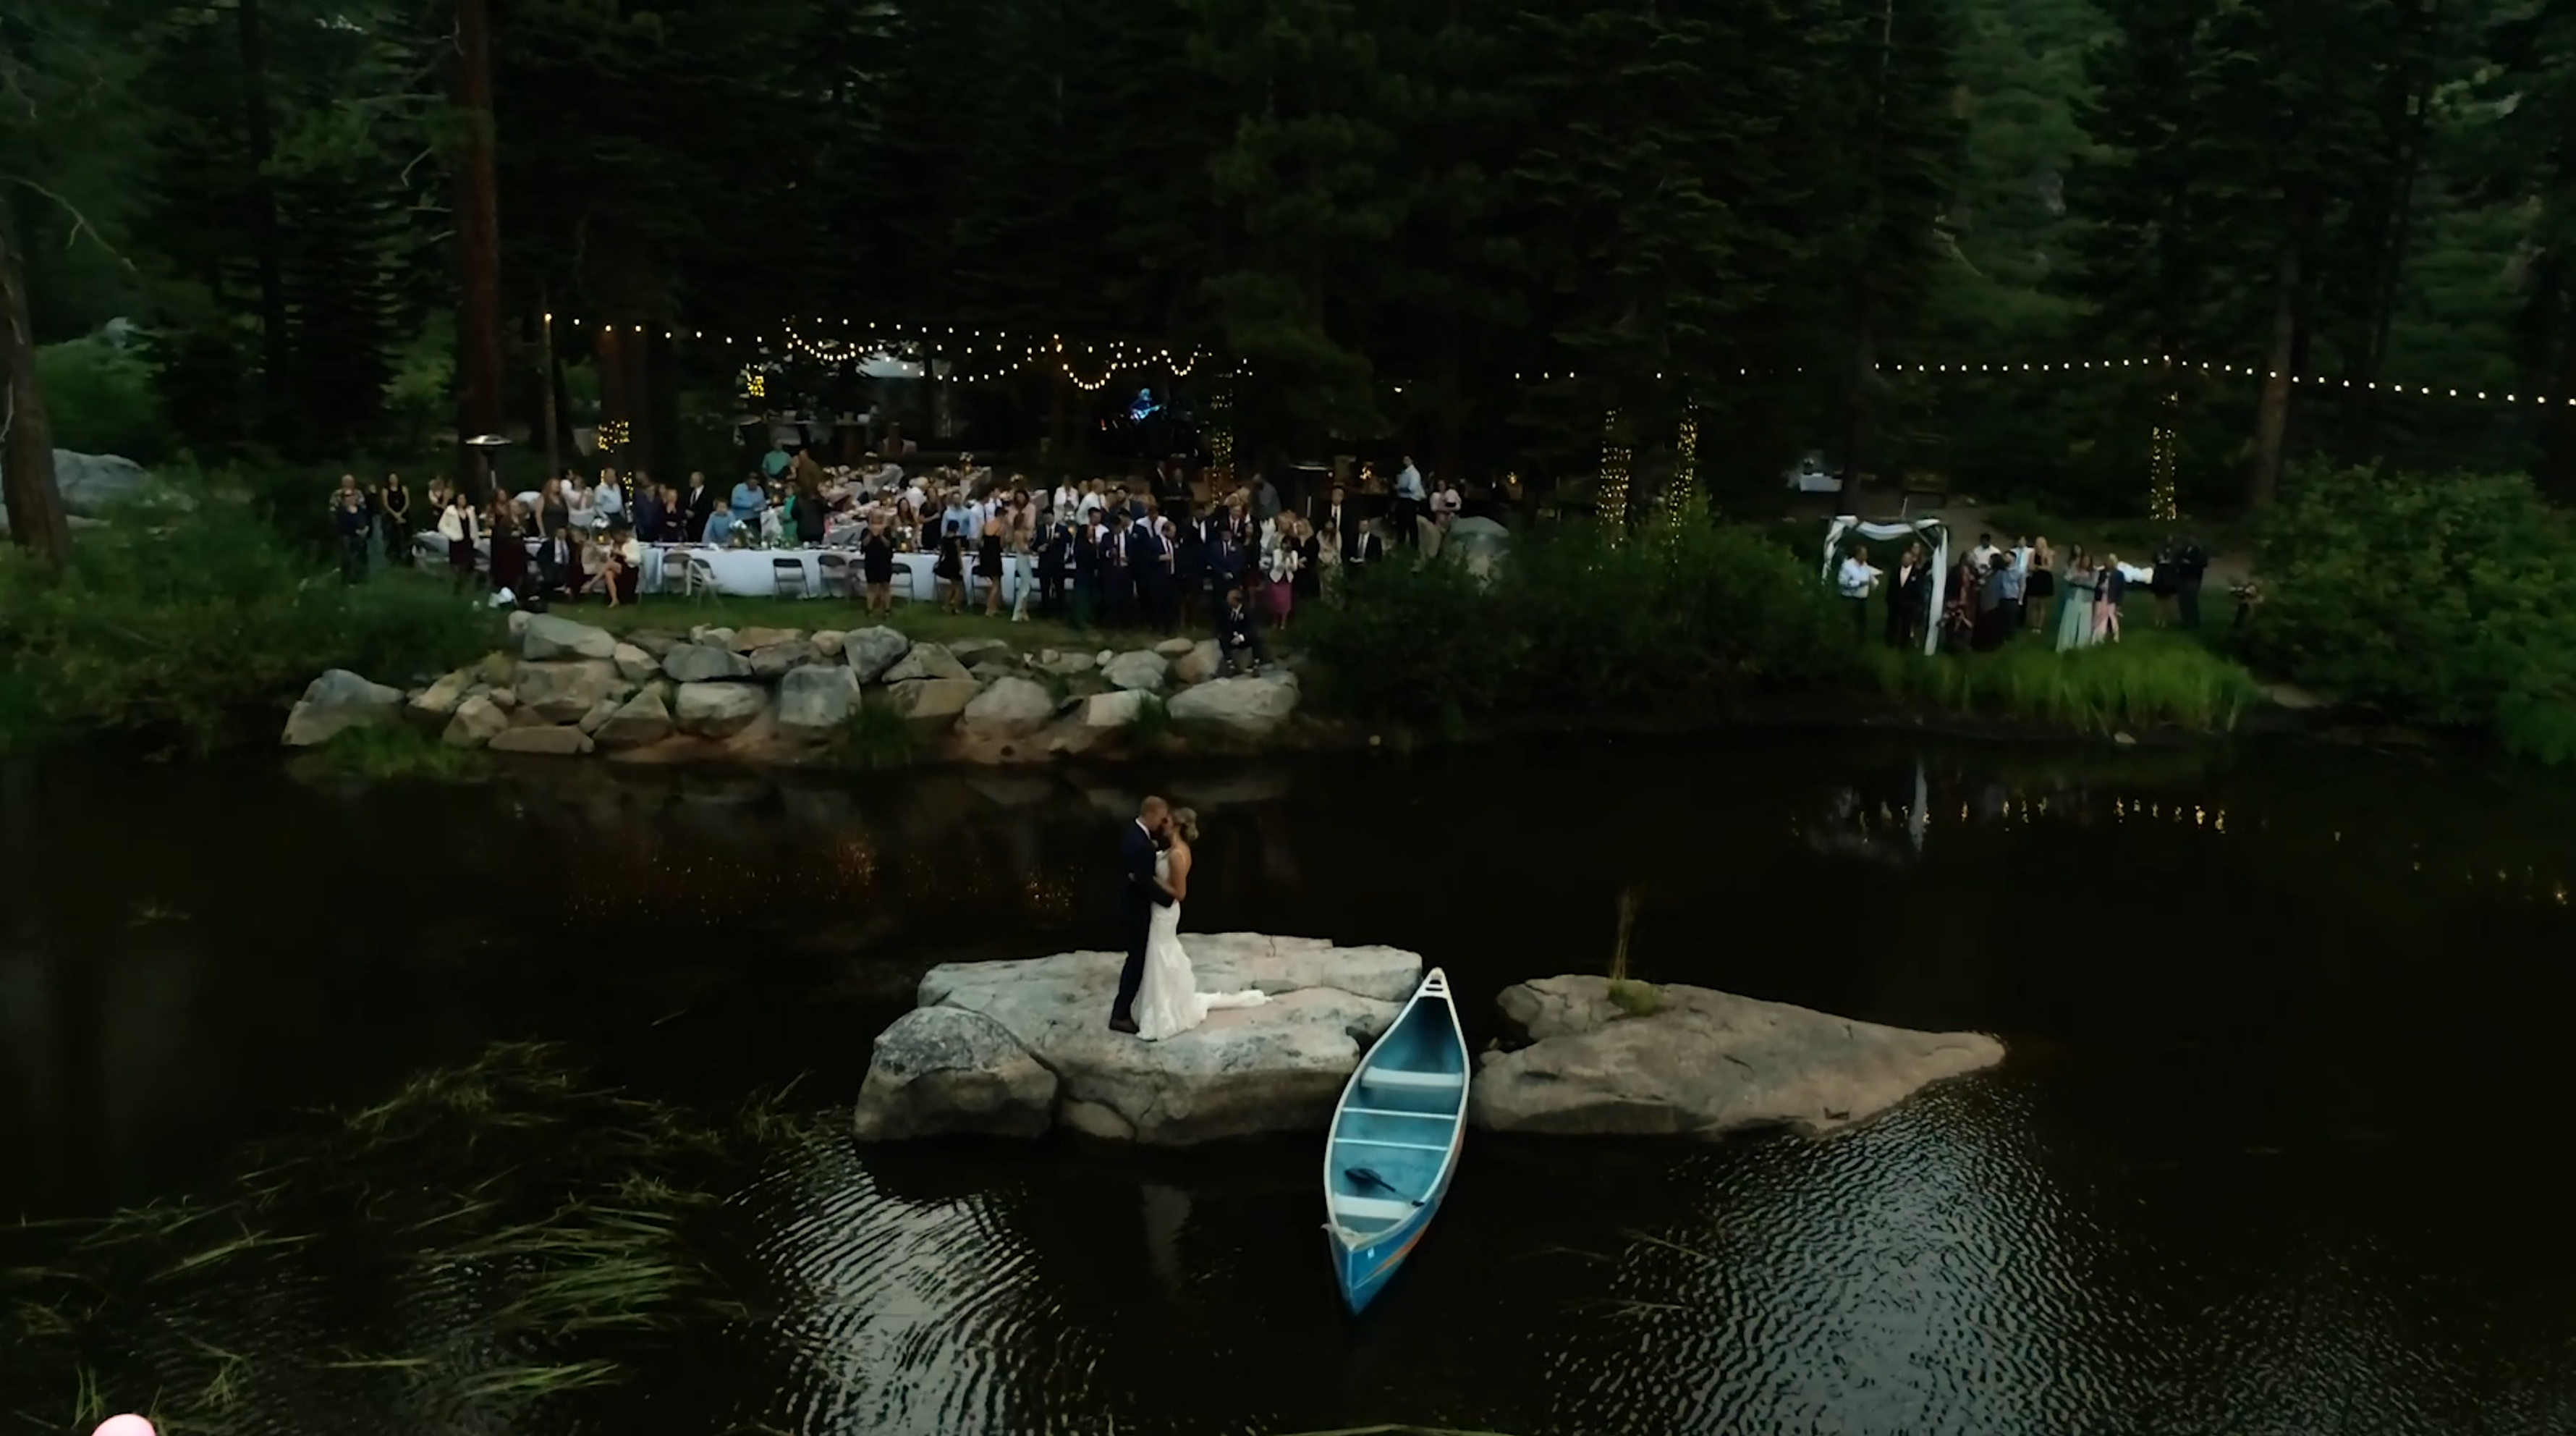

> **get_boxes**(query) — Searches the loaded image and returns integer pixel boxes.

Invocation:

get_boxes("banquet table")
[643,546,1041,603]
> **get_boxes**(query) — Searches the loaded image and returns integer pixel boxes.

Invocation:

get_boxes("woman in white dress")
[1134,808,1271,1041]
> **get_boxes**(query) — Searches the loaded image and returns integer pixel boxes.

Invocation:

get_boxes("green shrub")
[2247,465,2576,756]
[0,494,501,752]
[841,696,915,769]
[301,722,486,781]
[1130,693,1172,746]
[37,336,162,460]
[1301,521,1859,725]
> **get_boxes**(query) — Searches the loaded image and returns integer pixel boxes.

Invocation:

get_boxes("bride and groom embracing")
[1108,796,1271,1040]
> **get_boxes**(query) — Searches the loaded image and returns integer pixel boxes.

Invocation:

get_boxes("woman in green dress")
[2055,544,2097,651]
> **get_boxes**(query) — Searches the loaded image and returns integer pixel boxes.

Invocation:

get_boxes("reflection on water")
[4,736,2576,1435]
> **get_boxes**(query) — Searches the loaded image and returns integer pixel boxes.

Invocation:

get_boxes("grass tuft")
[1866,630,2263,733]
[841,696,915,769]
[299,722,486,781]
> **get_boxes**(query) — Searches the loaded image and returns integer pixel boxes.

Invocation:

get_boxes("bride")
[1134,808,1271,1041]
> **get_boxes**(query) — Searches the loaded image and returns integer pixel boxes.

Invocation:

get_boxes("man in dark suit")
[1322,484,1361,562]
[683,472,716,543]
[1111,797,1175,1034]
[1133,516,1172,635]
[535,526,583,601]
[1103,510,1137,630]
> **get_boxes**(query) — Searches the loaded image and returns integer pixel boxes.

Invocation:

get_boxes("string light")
[598,419,632,454]
[742,367,767,401]
[1598,410,1630,540]
[1665,405,1700,528]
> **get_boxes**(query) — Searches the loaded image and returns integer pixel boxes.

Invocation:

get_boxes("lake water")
[4,735,2575,1436]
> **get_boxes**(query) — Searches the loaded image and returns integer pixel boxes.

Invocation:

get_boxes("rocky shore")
[850,938,2005,1145]
[279,612,1304,766]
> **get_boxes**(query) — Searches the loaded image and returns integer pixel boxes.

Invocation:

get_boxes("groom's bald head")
[1139,795,1169,826]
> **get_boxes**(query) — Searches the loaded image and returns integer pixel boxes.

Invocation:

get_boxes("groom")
[1109,795,1175,1034]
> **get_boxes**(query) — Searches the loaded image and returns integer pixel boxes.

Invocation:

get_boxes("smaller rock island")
[851,939,2006,1146]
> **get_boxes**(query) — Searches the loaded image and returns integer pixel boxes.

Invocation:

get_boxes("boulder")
[730,626,802,653]
[842,625,912,683]
[661,643,754,683]
[776,665,860,739]
[626,630,684,658]
[281,670,402,747]
[690,625,736,651]
[674,681,770,738]
[1154,636,1198,657]
[853,1008,1058,1141]
[1166,672,1298,736]
[1172,640,1221,685]
[473,651,517,687]
[408,670,475,721]
[884,676,979,728]
[611,643,661,684]
[29,450,149,517]
[486,688,518,711]
[960,676,1055,740]
[811,630,847,659]
[885,642,971,683]
[511,659,631,722]
[593,688,676,748]
[440,694,509,748]
[853,935,1423,1144]
[507,610,533,642]
[1102,649,1171,693]
[520,614,619,662]
[949,638,1012,666]
[1082,689,1156,730]
[1033,649,1096,677]
[1468,976,2006,1139]
[488,725,596,756]
[748,640,816,680]
[577,698,622,735]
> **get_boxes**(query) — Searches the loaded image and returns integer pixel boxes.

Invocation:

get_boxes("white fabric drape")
[1821,515,1950,656]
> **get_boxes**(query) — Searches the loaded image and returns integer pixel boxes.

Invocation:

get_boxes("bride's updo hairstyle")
[1172,807,1200,843]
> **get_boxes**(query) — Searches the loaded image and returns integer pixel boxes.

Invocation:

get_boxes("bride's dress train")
[1134,853,1269,1041]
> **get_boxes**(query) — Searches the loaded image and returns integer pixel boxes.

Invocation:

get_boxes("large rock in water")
[852,934,1423,1145]
[775,665,859,738]
[1468,976,2005,1139]
[842,625,912,683]
[1166,672,1299,737]
[959,676,1054,739]
[281,670,402,746]
[674,681,768,738]
[511,659,630,722]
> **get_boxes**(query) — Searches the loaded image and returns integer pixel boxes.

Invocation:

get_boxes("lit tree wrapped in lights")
[2148,390,2180,520]
[1663,405,1700,528]
[1206,370,1237,489]
[1597,409,1630,540]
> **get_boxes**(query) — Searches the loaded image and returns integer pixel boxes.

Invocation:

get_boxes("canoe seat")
[1336,1136,1451,1153]
[1360,1068,1465,1093]
[1342,1105,1448,1120]
[1331,1194,1418,1222]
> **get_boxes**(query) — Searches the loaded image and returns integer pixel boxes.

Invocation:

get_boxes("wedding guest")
[2054,544,2096,651]
[1103,510,1137,628]
[2176,536,2209,628]
[438,489,481,591]
[633,483,666,546]
[536,525,583,601]
[1991,538,2028,640]
[2026,536,2057,633]
[1263,523,1301,631]
[1174,515,1208,630]
[2092,553,2126,644]
[978,505,1009,617]
[861,515,897,614]
[2150,541,2179,626]
[1317,522,1345,605]
[683,471,716,541]
[538,476,570,539]
[487,493,529,599]
[1886,544,1926,649]
[1292,516,1322,606]
[729,473,766,528]
[934,514,966,614]
[334,485,371,583]
[376,472,411,569]
[593,525,636,607]
[1391,457,1425,546]
[1836,543,1881,644]
[794,473,829,546]
[1216,585,1268,675]
[591,468,625,528]
[1037,520,1072,617]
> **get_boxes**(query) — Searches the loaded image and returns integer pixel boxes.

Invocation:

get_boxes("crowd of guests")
[326,449,1462,641]
[1836,530,2212,654]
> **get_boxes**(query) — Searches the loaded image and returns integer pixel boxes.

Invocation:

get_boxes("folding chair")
[772,557,809,599]
[817,552,853,599]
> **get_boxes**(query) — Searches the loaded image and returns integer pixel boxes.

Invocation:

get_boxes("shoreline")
[246,612,2326,778]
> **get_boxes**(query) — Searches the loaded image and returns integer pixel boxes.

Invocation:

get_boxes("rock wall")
[281,612,1305,766]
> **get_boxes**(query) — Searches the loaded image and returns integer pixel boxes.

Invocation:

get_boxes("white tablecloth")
[643,546,1038,602]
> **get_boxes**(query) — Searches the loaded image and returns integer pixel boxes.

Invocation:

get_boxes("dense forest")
[6,0,2576,527]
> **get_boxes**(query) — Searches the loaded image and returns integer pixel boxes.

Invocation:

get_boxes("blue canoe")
[1323,966,1470,1314]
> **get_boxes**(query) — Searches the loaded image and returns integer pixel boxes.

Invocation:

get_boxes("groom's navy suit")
[1114,819,1173,1023]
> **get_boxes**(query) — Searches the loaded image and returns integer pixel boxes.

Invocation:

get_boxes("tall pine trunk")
[0,212,72,571]
[2250,242,2300,510]
[236,0,289,442]
[452,0,507,491]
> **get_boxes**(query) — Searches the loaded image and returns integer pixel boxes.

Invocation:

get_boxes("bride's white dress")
[1135,850,1271,1041]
